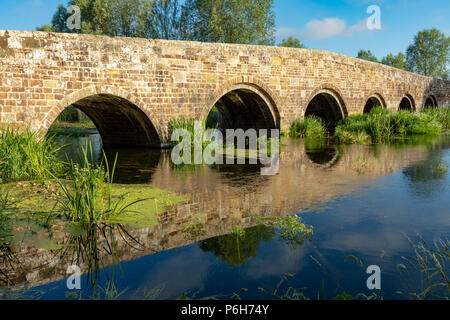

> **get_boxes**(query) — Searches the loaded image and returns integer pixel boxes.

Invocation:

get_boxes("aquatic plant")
[52,142,144,225]
[289,116,327,139]
[335,107,445,144]
[275,215,314,248]
[421,107,450,131]
[0,127,63,182]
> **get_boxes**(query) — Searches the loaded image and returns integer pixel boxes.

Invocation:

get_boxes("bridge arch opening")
[305,90,346,131]
[206,86,279,132]
[399,95,415,111]
[47,94,161,148]
[424,95,438,108]
[364,95,385,114]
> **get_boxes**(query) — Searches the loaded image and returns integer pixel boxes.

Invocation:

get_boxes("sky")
[0,0,449,60]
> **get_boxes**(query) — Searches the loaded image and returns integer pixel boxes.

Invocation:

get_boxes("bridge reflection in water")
[1,135,447,291]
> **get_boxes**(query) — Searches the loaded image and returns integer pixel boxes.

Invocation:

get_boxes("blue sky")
[0,0,449,59]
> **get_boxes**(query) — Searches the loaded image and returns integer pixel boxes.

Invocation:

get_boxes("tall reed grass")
[289,116,327,139]
[0,127,63,182]
[51,143,144,225]
[335,107,448,144]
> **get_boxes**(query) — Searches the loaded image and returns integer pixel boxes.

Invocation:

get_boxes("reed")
[335,107,445,144]
[289,116,327,139]
[0,127,63,182]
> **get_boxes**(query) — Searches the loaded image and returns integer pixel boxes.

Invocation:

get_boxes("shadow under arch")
[204,81,281,131]
[423,94,438,108]
[46,90,161,148]
[399,94,416,111]
[363,93,386,114]
[305,87,348,130]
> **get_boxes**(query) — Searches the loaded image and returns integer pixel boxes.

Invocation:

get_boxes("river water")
[2,132,450,300]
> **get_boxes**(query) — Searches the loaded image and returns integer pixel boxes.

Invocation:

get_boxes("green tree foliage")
[144,0,182,40]
[406,28,450,78]
[357,49,379,63]
[279,36,305,48]
[181,0,276,45]
[40,0,152,37]
[381,52,405,70]
[40,0,276,45]
[36,24,55,32]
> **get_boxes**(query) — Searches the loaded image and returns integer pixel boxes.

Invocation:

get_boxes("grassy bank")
[0,129,187,229]
[336,107,450,144]
[0,127,64,182]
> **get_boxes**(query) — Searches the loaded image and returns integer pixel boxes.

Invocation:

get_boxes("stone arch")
[423,94,438,108]
[363,92,386,114]
[44,86,161,148]
[203,77,281,131]
[305,85,348,129]
[399,94,416,111]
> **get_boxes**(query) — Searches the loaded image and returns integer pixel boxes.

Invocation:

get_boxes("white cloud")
[302,18,348,40]
[277,17,375,41]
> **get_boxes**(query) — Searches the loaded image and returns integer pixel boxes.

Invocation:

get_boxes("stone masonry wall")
[0,30,449,146]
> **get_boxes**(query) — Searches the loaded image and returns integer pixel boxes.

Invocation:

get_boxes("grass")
[288,116,327,139]
[0,127,64,182]
[397,234,449,300]
[48,143,186,227]
[335,107,449,144]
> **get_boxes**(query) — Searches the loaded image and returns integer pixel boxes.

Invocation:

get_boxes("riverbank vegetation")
[335,107,450,144]
[0,129,187,231]
[288,116,327,139]
[0,127,64,182]
[287,107,450,144]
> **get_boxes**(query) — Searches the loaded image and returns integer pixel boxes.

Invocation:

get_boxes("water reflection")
[1,133,450,299]
[403,147,448,199]
[199,225,275,267]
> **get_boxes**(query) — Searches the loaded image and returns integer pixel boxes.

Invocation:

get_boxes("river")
[2,132,450,300]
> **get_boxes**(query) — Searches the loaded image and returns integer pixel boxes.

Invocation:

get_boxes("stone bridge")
[0,30,449,147]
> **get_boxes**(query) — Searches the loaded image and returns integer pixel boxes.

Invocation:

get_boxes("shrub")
[289,116,326,139]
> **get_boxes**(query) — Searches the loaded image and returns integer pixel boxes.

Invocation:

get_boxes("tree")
[36,24,55,32]
[381,52,405,70]
[144,0,182,40]
[357,49,379,63]
[181,0,276,45]
[406,28,450,78]
[279,36,305,48]
[41,0,152,37]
